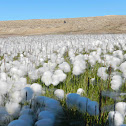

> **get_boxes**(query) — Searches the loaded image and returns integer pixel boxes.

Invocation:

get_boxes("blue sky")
[0,0,126,21]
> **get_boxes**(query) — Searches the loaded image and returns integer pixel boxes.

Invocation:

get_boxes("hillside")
[0,15,126,37]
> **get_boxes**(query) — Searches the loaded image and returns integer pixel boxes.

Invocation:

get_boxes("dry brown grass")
[0,15,126,37]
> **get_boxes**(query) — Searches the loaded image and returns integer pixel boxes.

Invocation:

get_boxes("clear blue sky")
[0,0,126,21]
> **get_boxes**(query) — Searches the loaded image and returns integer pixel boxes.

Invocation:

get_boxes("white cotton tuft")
[35,118,54,126]
[119,61,126,72]
[87,101,99,116]
[58,62,70,73]
[20,53,24,57]
[10,67,18,75]
[31,83,42,96]
[66,93,80,108]
[83,54,89,61]
[74,54,84,61]
[0,113,12,125]
[19,114,34,125]
[38,110,55,121]
[54,69,66,82]
[50,53,57,63]
[47,61,57,71]
[10,90,22,103]
[16,69,25,77]
[33,96,51,108]
[68,49,75,58]
[51,74,60,86]
[108,111,124,126]
[19,65,28,76]
[8,119,31,126]
[119,61,126,78]
[0,80,8,95]
[5,102,21,118]
[52,70,66,86]
[72,59,86,76]
[44,99,63,114]
[19,77,27,85]
[12,77,27,90]
[41,71,52,86]
[90,78,96,85]
[54,89,65,100]
[77,88,85,95]
[115,102,126,117]
[113,50,123,61]
[36,67,44,77]
[28,70,39,81]
[72,65,84,76]
[0,107,8,115]
[0,107,13,125]
[21,87,34,102]
[110,57,121,70]
[20,108,33,116]
[88,55,97,66]
[1,63,11,72]
[56,57,64,64]
[11,74,20,81]
[97,67,108,80]
[0,72,7,81]
[76,97,90,113]
[111,75,122,91]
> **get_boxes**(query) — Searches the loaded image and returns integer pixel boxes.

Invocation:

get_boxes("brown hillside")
[0,15,126,37]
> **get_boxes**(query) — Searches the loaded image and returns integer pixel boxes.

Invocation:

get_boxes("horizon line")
[0,15,125,22]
